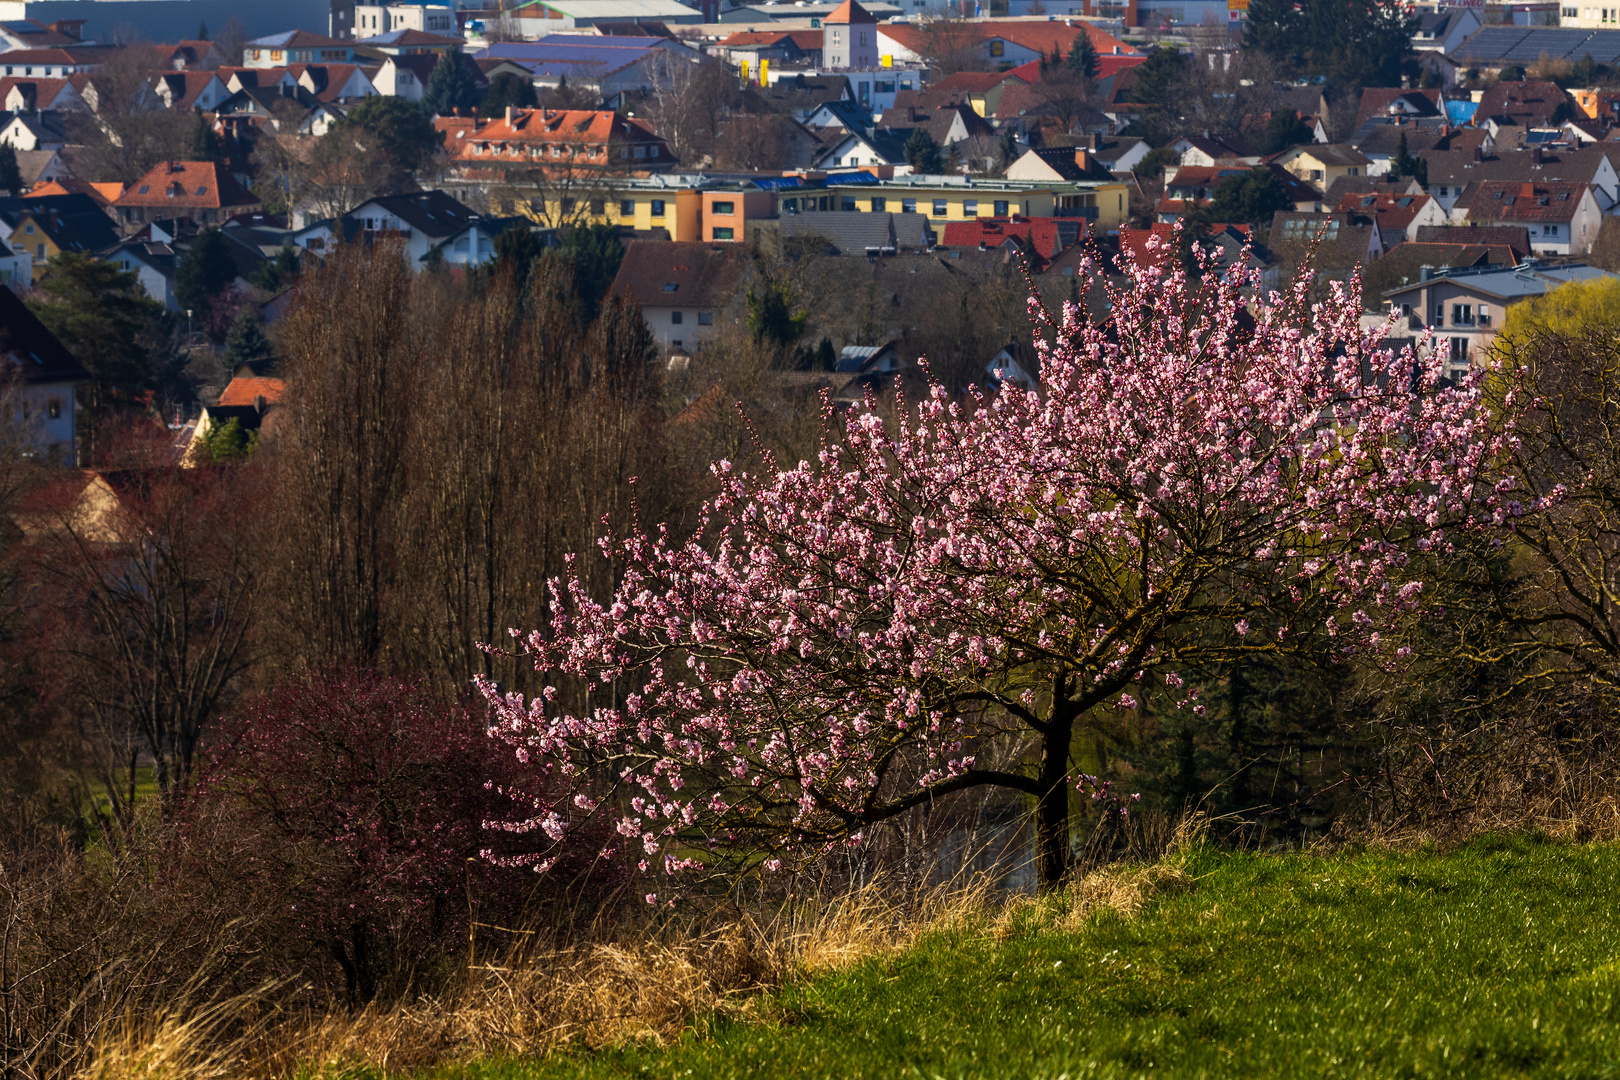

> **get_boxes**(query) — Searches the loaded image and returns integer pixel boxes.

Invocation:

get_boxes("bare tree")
[255,126,390,224]
[642,55,742,167]
[68,43,193,184]
[913,17,990,77]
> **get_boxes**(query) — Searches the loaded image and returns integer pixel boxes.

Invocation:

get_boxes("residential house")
[1168,133,1263,168]
[0,111,68,151]
[149,71,231,112]
[104,239,180,309]
[1156,164,1249,222]
[427,216,530,267]
[0,283,88,461]
[937,215,1081,270]
[344,190,480,265]
[875,99,996,151]
[244,31,357,69]
[370,55,439,101]
[1333,191,1448,245]
[1353,87,1444,132]
[1006,140,1148,183]
[354,28,464,56]
[25,178,123,214]
[288,63,377,103]
[0,49,102,78]
[1414,223,1533,259]
[928,68,1033,121]
[0,76,83,112]
[608,239,749,352]
[218,370,286,408]
[0,19,86,54]
[149,40,227,71]
[1413,8,1481,53]
[1475,80,1573,129]
[353,2,459,35]
[776,209,933,254]
[114,162,262,229]
[1457,180,1602,254]
[834,343,902,391]
[1271,143,1372,193]
[14,148,67,188]
[1381,263,1620,378]
[186,401,278,466]
[1267,211,1385,283]
[445,107,676,176]
[1424,144,1620,216]
[876,20,1143,78]
[759,74,855,123]
[712,30,823,67]
[816,127,912,170]
[1,192,118,281]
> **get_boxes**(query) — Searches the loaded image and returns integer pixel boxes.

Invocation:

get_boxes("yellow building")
[816,177,1130,230]
[1271,144,1372,194]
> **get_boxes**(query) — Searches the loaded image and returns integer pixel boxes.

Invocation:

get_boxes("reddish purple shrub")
[190,667,615,1001]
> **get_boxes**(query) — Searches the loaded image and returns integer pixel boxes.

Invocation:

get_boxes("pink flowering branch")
[480,233,1524,893]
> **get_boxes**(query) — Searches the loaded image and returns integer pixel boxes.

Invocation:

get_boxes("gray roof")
[1382,261,1619,299]
[1423,145,1618,190]
[1453,26,1620,64]
[778,210,933,254]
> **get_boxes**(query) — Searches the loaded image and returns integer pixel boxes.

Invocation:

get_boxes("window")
[1449,337,1468,366]
[784,197,799,212]
[859,31,867,45]
[271,50,283,61]
[1433,304,1444,326]
[561,197,575,212]
[23,224,33,235]
[663,282,678,292]
[671,310,683,324]
[1310,169,1324,181]
[1062,266,1075,275]
[252,49,261,60]
[933,199,947,216]
[698,311,713,325]
[902,198,916,212]
[994,200,1009,215]
[46,399,59,420]
[713,201,735,214]
[621,200,635,216]
[713,226,734,240]
[876,80,894,93]
[871,197,886,211]
[34,244,42,259]
[963,199,979,215]
[454,237,469,251]
[1479,303,1491,327]
[633,145,646,159]
[1544,224,1560,235]
[590,200,604,214]
[1452,303,1473,326]
[650,200,665,216]
[842,197,856,211]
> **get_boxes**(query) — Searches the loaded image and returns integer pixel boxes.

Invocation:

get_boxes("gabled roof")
[1414,223,1531,258]
[354,28,464,47]
[1334,191,1436,233]
[350,190,478,239]
[824,0,878,24]
[779,210,933,254]
[218,375,286,407]
[0,284,90,385]
[1475,80,1571,127]
[1423,145,1618,190]
[248,30,347,49]
[1275,142,1371,167]
[931,69,1028,94]
[150,70,224,111]
[1462,179,1593,222]
[937,215,1080,262]
[25,178,121,206]
[0,191,117,251]
[115,161,260,210]
[1354,87,1443,131]
[609,239,749,308]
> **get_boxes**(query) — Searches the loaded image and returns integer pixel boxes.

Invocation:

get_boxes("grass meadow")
[415,833,1620,1080]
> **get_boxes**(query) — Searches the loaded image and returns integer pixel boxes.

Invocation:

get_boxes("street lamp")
[186,308,193,342]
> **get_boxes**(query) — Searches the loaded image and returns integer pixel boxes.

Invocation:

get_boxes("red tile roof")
[824,0,878,24]
[447,108,671,168]
[1333,190,1435,233]
[218,376,286,408]
[937,215,1079,260]
[933,69,1030,94]
[113,161,260,210]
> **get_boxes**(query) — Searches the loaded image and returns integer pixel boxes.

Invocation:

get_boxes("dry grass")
[69,833,1205,1080]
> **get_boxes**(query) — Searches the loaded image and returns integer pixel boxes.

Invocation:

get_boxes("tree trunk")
[1035,705,1074,892]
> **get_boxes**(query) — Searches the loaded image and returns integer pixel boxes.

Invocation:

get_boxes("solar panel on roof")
[1453,26,1533,59]
[1568,29,1620,62]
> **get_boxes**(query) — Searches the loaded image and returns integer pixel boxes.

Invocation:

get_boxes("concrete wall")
[0,0,333,45]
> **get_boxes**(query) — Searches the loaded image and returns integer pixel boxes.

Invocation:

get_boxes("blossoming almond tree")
[479,241,1521,893]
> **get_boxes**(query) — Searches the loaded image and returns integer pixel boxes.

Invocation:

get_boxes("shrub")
[190,667,617,1001]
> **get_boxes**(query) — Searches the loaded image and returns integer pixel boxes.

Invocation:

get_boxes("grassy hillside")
[434,834,1620,1080]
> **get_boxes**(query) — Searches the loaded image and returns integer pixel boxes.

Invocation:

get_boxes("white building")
[353,2,457,36]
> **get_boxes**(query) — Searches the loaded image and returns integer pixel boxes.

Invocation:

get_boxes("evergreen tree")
[222,306,272,369]
[249,244,301,293]
[175,229,239,314]
[191,113,225,163]
[559,221,624,325]
[998,127,1020,169]
[1067,32,1098,80]
[421,47,481,117]
[904,128,945,174]
[1243,0,1416,90]
[342,96,445,188]
[492,224,545,295]
[746,280,807,347]
[0,142,22,196]
[197,19,209,39]
[26,254,175,439]
[482,72,538,116]
[816,336,836,371]
[1261,109,1313,154]
[1125,46,1189,144]
[1201,167,1294,227]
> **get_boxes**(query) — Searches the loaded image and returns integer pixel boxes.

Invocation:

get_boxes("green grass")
[434,834,1620,1079]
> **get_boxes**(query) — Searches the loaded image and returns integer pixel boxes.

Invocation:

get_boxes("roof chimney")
[1090,129,1103,151]
[1473,144,1483,163]
[506,105,514,123]
[1532,143,1543,164]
